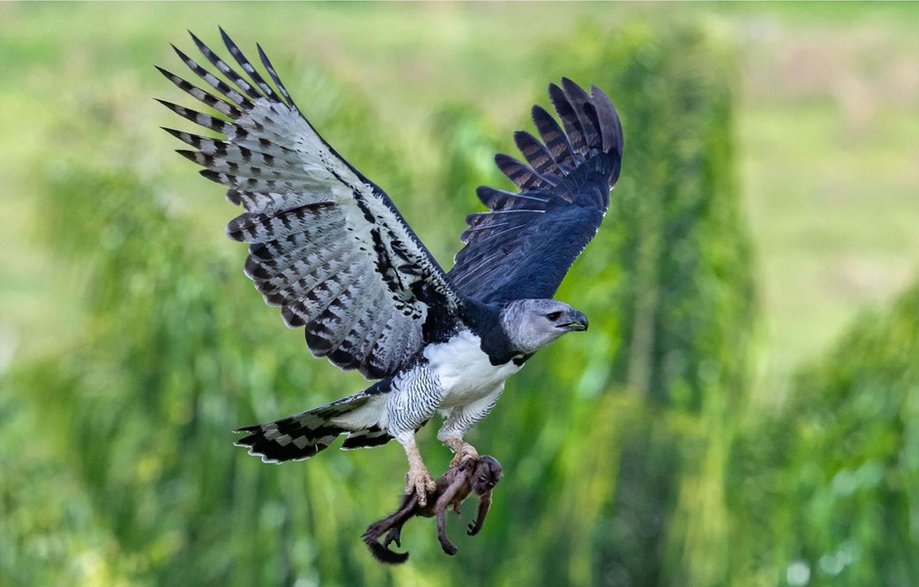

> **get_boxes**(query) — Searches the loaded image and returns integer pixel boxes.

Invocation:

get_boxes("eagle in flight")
[159,29,622,504]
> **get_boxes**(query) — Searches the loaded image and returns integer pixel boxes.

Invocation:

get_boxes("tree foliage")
[2,17,915,587]
[729,282,919,586]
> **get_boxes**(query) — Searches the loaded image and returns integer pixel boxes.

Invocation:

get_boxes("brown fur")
[363,456,503,564]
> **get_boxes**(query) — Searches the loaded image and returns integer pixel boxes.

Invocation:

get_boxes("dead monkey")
[363,455,503,564]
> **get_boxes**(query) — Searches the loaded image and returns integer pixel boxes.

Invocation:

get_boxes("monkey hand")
[439,535,458,556]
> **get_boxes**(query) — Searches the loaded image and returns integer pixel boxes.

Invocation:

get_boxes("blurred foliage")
[1,7,917,587]
[474,24,756,587]
[391,24,756,586]
[729,282,919,586]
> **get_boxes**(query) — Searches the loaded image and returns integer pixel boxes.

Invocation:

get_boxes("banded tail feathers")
[235,387,391,463]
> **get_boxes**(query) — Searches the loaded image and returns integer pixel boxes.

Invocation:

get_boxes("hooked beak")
[562,310,589,332]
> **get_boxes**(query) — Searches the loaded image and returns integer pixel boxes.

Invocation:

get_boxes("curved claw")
[448,441,480,468]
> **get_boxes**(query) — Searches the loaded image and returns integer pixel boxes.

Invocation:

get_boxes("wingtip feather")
[590,84,624,156]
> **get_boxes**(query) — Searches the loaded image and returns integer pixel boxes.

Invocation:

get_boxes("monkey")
[362,455,503,564]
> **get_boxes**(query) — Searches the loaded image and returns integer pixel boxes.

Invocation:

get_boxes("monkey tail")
[362,530,409,565]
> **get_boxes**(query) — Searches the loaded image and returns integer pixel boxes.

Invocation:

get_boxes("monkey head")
[471,456,503,495]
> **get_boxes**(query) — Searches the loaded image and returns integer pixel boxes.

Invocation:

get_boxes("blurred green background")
[1,3,917,586]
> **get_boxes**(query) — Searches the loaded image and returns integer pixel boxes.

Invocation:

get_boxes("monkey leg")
[364,494,416,544]
[363,518,409,565]
[363,493,419,565]
[383,525,403,549]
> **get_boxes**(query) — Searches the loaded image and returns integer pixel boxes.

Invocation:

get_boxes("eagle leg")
[401,439,437,507]
[444,437,480,469]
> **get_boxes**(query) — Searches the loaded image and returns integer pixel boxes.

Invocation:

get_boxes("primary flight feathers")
[158,28,622,379]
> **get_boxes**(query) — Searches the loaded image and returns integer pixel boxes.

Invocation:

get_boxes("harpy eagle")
[158,30,622,503]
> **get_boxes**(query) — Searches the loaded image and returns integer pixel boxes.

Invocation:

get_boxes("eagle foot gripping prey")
[444,437,480,469]
[363,456,503,564]
[159,29,620,558]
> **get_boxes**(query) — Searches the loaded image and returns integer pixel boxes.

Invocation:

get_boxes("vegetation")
[1,3,916,586]
[729,282,919,585]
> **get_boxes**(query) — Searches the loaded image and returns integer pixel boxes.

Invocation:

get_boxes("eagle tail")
[234,387,391,463]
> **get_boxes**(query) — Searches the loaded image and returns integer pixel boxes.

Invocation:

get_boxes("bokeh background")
[2,3,917,586]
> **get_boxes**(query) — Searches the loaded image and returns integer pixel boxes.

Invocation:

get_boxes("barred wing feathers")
[159,30,459,379]
[448,79,623,303]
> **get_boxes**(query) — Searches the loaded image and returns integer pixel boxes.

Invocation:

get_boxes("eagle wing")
[448,79,623,303]
[159,30,459,379]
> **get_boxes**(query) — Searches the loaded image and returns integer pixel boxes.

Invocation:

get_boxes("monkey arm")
[467,490,492,536]
[434,474,469,556]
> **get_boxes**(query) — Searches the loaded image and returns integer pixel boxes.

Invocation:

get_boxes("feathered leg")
[438,385,503,467]
[386,371,443,507]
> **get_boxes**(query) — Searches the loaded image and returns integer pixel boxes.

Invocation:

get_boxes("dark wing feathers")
[494,153,548,191]
[561,78,602,149]
[513,131,556,178]
[448,78,623,303]
[160,30,459,379]
[162,33,622,370]
[591,85,624,154]
[531,104,576,171]
[476,186,549,211]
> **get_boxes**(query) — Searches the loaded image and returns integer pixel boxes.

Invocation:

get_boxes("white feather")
[330,395,387,429]
[423,329,523,409]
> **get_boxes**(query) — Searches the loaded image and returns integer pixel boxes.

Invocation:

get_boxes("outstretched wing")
[158,29,459,379]
[448,79,623,303]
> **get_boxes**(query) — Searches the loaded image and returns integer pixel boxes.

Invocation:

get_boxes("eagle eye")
[546,311,563,321]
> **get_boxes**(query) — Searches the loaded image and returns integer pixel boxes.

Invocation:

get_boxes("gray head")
[499,299,589,354]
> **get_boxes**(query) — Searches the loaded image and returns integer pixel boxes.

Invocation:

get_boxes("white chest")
[423,329,522,407]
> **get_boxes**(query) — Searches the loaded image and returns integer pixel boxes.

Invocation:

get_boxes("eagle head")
[500,299,588,354]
